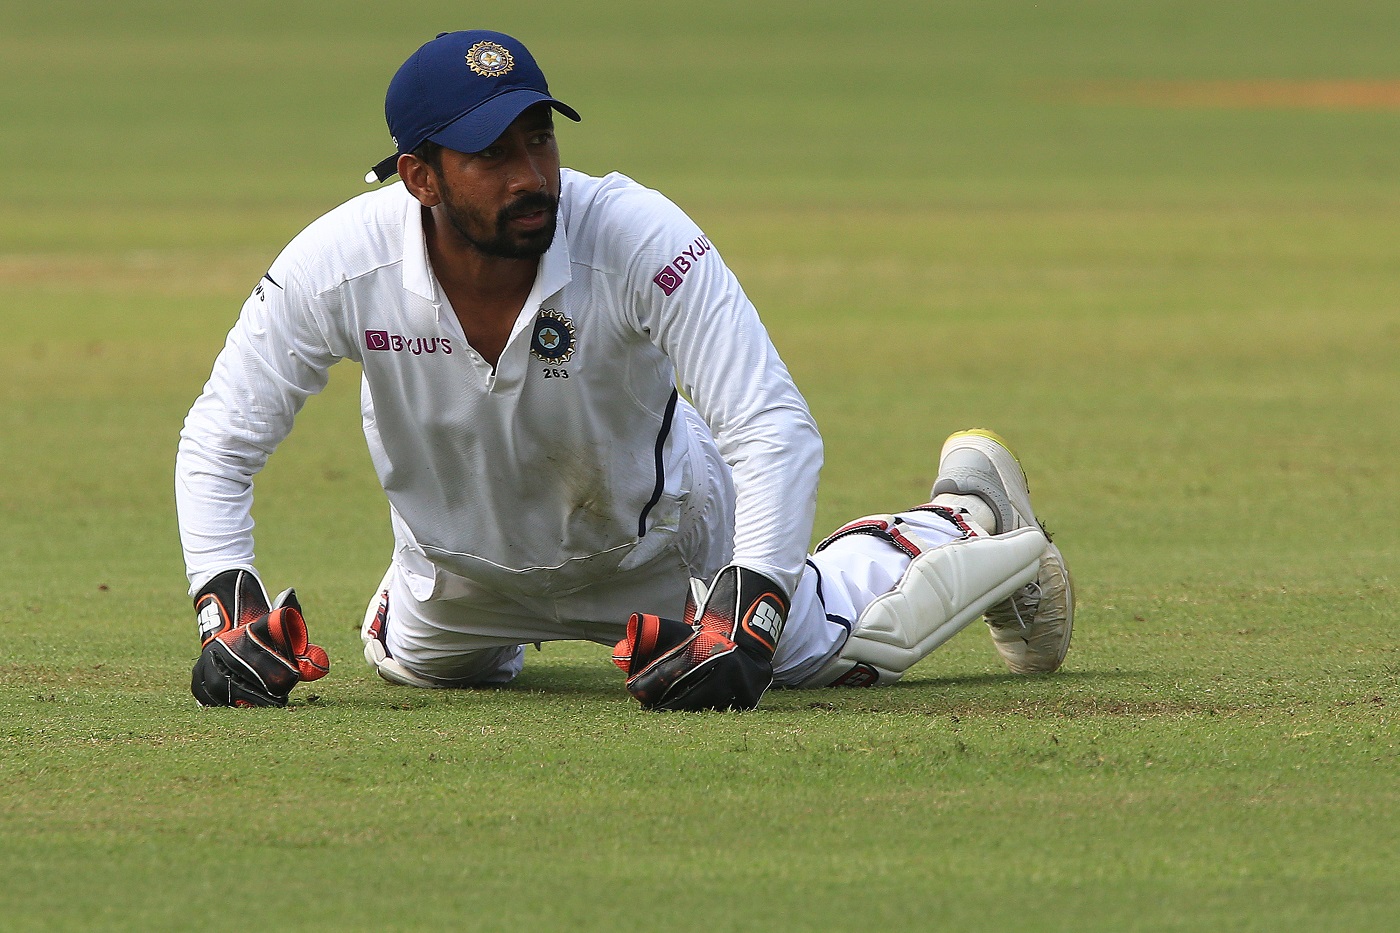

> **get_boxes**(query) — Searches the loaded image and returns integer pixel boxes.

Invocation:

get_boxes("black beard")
[443,192,558,259]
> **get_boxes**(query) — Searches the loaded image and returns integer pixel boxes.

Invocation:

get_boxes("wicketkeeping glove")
[612,564,788,711]
[190,569,330,708]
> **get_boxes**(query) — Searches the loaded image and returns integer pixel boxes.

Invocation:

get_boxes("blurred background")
[5,0,1397,612]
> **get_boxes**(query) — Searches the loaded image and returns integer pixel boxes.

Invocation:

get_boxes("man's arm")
[625,199,823,600]
[611,188,820,711]
[176,268,340,594]
[176,264,341,705]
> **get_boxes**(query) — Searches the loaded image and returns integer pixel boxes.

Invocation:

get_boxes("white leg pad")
[362,634,441,689]
[360,581,442,689]
[809,526,1046,686]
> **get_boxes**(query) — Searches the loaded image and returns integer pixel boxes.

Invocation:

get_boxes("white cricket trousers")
[362,506,971,689]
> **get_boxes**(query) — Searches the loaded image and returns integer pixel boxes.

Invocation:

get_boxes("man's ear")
[398,154,442,207]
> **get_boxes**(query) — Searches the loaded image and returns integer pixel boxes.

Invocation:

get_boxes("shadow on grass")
[311,660,1159,717]
[295,657,625,712]
[893,667,1141,690]
[759,667,1253,719]
[0,656,1167,720]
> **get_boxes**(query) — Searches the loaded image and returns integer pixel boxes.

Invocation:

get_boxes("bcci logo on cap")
[466,41,515,77]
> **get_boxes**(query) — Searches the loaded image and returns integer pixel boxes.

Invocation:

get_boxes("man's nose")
[506,148,546,193]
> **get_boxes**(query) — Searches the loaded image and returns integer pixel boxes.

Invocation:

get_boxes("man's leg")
[777,507,1045,687]
[929,429,1075,674]
[360,563,529,688]
[775,429,1073,688]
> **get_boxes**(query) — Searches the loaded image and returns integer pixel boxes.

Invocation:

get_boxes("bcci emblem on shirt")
[530,309,576,363]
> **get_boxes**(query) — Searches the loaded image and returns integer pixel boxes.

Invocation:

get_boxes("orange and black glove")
[190,569,329,708]
[613,565,787,711]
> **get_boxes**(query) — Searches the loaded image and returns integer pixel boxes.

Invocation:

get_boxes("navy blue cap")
[366,30,580,183]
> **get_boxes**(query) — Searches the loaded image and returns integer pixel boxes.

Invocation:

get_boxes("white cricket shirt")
[176,169,822,606]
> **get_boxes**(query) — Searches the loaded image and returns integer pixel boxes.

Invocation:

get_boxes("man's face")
[431,105,562,260]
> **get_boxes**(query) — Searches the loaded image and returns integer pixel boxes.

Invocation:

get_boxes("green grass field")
[2,2,1398,930]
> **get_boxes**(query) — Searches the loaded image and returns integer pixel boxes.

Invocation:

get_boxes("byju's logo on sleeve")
[652,267,682,295]
[651,235,713,296]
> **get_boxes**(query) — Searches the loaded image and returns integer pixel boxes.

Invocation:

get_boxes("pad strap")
[814,505,976,559]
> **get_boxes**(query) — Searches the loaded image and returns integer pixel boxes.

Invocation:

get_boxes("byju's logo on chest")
[364,331,453,355]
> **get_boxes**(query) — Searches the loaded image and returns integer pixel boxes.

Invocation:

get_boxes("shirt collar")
[400,186,573,314]
[401,189,437,302]
[533,214,572,302]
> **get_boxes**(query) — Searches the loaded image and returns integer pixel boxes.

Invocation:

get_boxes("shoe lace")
[990,580,1042,632]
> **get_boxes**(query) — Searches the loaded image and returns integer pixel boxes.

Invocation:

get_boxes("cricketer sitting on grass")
[176,29,1074,710]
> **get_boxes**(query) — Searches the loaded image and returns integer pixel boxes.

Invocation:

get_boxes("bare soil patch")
[1061,79,1400,111]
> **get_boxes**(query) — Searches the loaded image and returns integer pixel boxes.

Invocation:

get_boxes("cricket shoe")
[930,429,1074,674]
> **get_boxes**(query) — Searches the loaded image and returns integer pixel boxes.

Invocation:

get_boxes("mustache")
[500,193,558,222]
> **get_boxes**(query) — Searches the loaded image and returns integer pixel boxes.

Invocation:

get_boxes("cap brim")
[365,90,580,184]
[431,89,580,153]
[369,91,582,184]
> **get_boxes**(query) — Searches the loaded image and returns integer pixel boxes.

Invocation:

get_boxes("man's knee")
[360,581,525,688]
